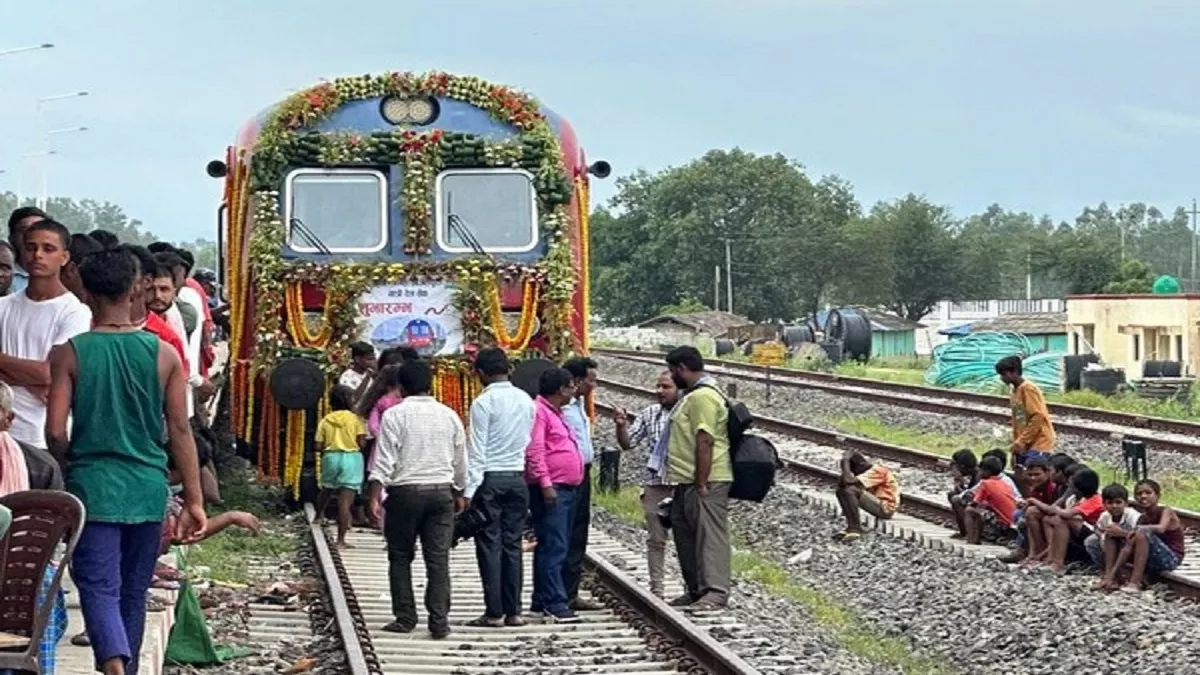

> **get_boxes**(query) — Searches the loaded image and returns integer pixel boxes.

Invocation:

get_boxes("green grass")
[1048,389,1198,422]
[185,525,295,585]
[592,485,950,674]
[825,415,990,458]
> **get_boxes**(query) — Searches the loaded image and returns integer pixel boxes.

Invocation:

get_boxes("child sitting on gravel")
[1090,483,1140,589]
[835,450,900,542]
[999,456,1059,563]
[1116,479,1185,592]
[964,456,1018,544]
[947,449,979,539]
[1025,467,1104,572]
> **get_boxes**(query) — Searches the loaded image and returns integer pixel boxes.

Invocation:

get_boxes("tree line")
[590,149,1193,324]
[0,192,218,271]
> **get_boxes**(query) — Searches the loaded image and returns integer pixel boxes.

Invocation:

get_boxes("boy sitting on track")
[998,456,1059,563]
[1118,479,1185,592]
[1089,483,1140,590]
[947,449,979,539]
[1025,467,1104,572]
[964,455,1018,545]
[981,448,1022,499]
[835,450,901,542]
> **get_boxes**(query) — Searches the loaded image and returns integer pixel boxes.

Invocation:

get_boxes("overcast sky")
[3,0,1199,241]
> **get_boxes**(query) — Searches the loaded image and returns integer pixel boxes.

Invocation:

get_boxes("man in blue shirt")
[6,206,49,295]
[464,348,536,626]
[561,356,603,611]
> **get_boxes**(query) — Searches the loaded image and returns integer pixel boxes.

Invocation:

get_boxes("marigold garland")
[284,409,306,499]
[487,277,539,351]
[285,281,334,349]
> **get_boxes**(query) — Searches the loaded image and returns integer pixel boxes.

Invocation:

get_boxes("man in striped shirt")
[614,370,680,597]
[368,360,467,639]
[464,348,535,627]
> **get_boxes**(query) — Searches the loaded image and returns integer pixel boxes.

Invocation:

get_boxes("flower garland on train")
[238,72,581,489]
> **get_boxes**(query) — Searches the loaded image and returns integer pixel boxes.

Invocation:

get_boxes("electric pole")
[724,238,734,315]
[1191,198,1198,291]
[714,265,721,311]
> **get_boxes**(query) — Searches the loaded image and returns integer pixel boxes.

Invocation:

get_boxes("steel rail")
[594,347,1200,452]
[304,503,377,675]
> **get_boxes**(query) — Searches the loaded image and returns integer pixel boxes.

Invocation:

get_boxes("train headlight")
[380,96,439,126]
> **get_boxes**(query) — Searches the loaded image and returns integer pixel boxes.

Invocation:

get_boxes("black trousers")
[564,463,592,601]
[384,485,455,631]
[472,472,529,618]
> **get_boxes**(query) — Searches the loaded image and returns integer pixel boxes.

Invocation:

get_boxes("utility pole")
[1191,198,1198,291]
[724,238,734,315]
[714,265,721,311]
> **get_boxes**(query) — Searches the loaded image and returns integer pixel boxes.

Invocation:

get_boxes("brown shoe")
[569,596,604,611]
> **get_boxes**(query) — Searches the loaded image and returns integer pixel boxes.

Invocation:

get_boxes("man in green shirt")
[663,346,732,611]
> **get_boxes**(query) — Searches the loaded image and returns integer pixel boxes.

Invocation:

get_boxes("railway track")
[593,347,1200,456]
[303,504,760,674]
[595,381,1200,600]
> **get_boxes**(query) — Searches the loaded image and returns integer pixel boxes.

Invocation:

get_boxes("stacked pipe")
[924,331,1064,393]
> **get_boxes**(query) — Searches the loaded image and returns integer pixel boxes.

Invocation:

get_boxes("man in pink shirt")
[525,367,584,623]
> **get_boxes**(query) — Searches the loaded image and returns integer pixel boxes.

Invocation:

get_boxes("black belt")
[486,471,525,477]
[387,483,453,492]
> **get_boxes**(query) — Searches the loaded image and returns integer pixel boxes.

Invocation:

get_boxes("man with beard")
[614,370,680,598]
[661,346,732,612]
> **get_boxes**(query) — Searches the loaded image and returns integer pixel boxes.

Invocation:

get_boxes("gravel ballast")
[590,409,1200,675]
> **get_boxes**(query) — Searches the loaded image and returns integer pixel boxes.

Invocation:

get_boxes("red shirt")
[973,476,1018,528]
[144,312,189,373]
[1029,480,1060,504]
[1072,493,1105,525]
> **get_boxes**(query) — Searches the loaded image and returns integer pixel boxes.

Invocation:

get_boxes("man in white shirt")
[0,219,92,449]
[367,360,466,640]
[464,347,535,627]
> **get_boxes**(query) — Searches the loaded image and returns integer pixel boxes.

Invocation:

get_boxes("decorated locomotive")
[207,71,608,497]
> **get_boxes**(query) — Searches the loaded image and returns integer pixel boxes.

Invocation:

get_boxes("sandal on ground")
[70,632,90,647]
[151,578,180,591]
[154,564,184,582]
[467,615,504,628]
[504,615,526,627]
[380,621,415,633]
[685,596,727,612]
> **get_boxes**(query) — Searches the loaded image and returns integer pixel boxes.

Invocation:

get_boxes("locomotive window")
[435,169,539,254]
[284,169,388,254]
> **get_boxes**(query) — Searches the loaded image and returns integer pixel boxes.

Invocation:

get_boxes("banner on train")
[357,282,464,357]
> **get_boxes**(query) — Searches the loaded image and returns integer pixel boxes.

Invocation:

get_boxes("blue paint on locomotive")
[271,95,564,266]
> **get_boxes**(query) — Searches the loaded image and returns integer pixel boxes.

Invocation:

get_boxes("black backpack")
[699,384,778,502]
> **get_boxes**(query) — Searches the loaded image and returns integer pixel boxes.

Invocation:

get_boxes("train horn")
[588,160,611,179]
[206,160,228,178]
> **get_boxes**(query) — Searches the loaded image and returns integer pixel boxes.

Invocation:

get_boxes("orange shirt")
[1010,380,1055,452]
[973,476,1018,528]
[857,465,900,513]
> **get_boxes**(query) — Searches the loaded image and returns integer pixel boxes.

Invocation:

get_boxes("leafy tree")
[657,296,709,315]
[837,194,966,321]
[1103,259,1155,293]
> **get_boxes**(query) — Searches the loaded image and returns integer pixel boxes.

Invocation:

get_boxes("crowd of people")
[319,344,735,637]
[0,206,254,675]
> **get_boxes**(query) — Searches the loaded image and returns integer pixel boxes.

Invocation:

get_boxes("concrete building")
[917,299,1065,354]
[1066,294,1198,376]
[940,312,1070,353]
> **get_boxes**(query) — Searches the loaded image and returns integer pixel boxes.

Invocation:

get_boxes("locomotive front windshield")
[435,168,539,254]
[285,168,388,253]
